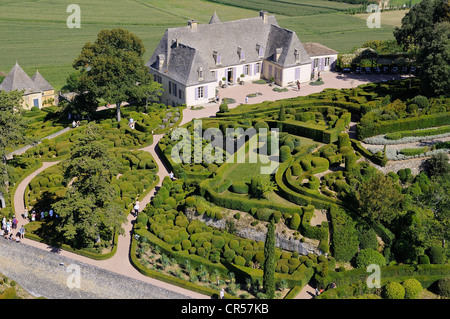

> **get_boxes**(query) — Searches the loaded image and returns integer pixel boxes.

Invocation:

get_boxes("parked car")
[365,67,371,74]
[391,67,399,74]
[410,66,417,74]
[342,67,351,73]
[374,67,381,74]
[401,66,408,74]
[355,66,362,74]
[383,66,389,73]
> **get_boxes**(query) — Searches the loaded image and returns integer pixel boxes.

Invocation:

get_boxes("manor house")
[147,11,338,107]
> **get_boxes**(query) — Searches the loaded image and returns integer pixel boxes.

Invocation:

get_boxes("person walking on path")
[19,225,25,239]
[296,80,300,91]
[12,216,18,230]
[133,201,140,216]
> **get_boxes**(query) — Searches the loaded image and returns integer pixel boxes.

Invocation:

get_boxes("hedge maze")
[129,78,450,299]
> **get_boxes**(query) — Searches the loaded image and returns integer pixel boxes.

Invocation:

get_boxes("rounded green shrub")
[355,249,386,268]
[256,208,274,222]
[437,277,450,297]
[231,181,249,194]
[427,246,446,264]
[234,255,246,266]
[185,196,196,207]
[254,251,265,264]
[383,282,405,299]
[197,247,206,257]
[181,239,192,250]
[291,163,303,176]
[229,239,240,251]
[418,254,430,264]
[289,213,301,230]
[280,145,291,162]
[402,279,422,299]
[211,236,225,249]
[223,249,236,261]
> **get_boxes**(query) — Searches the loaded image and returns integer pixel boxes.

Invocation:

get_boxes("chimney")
[188,20,198,31]
[260,10,268,23]
[172,38,180,48]
[158,54,165,70]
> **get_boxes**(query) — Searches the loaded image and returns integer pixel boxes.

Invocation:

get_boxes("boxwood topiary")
[402,279,422,299]
[355,249,386,268]
[383,282,405,299]
[211,235,225,249]
[437,277,450,297]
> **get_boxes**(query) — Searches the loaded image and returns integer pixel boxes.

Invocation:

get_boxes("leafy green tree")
[52,123,125,248]
[0,90,27,193]
[73,28,161,122]
[394,0,450,96]
[394,0,444,51]
[263,219,276,299]
[250,175,276,199]
[353,173,404,225]
[418,22,450,96]
[425,152,450,177]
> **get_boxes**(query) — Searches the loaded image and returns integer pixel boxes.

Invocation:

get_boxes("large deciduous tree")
[0,90,27,194]
[72,28,160,122]
[52,123,125,248]
[394,0,450,96]
[353,173,405,225]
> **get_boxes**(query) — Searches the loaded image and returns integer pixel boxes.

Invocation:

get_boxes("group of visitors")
[72,120,81,128]
[1,216,25,242]
[25,208,57,222]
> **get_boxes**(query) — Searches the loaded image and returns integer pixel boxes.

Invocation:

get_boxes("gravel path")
[0,238,190,299]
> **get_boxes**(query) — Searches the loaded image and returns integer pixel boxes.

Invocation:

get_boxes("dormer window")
[213,51,222,65]
[238,47,245,61]
[294,49,300,63]
[198,67,203,80]
[275,48,283,62]
[257,45,264,58]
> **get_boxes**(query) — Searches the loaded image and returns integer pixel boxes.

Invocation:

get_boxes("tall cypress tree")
[263,218,276,298]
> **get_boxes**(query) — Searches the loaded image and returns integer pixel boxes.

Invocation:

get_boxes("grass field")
[0,0,404,91]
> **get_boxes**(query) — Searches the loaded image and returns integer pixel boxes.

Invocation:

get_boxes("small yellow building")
[0,62,55,110]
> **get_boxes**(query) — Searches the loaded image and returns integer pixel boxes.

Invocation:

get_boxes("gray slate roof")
[147,12,312,86]
[303,42,338,57]
[0,63,41,94]
[32,70,54,91]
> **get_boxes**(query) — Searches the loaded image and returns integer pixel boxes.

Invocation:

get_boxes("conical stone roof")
[32,70,54,91]
[0,62,41,94]
[208,11,221,24]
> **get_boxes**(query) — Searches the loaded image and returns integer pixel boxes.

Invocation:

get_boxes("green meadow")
[0,0,405,90]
